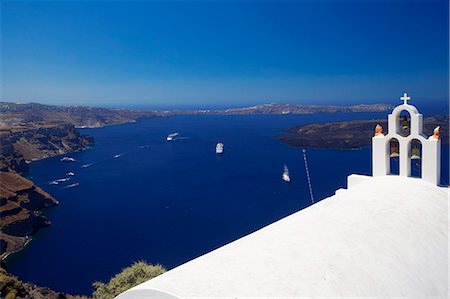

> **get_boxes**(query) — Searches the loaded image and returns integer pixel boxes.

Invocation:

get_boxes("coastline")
[1,236,31,263]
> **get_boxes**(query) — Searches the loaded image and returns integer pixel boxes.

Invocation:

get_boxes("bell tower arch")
[372,93,441,185]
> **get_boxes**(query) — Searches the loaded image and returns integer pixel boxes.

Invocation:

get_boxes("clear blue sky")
[2,0,448,108]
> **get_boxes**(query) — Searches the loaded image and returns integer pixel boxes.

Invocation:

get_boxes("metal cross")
[400,92,410,105]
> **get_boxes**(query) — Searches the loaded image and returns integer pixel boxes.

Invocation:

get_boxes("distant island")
[276,114,449,149]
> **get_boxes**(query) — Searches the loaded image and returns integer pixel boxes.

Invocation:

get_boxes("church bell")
[410,141,421,160]
[401,116,409,130]
[390,141,399,158]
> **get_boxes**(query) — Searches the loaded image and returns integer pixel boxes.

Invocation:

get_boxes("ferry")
[166,132,179,141]
[216,143,224,154]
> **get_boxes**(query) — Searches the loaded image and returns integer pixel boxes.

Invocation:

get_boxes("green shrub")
[0,268,27,299]
[92,261,166,299]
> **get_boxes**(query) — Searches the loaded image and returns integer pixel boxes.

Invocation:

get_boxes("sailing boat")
[282,164,290,182]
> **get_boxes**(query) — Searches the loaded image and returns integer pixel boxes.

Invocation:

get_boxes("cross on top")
[400,92,411,105]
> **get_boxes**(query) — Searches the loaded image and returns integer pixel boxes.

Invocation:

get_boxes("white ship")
[216,143,224,154]
[282,164,290,182]
[166,132,179,141]
[60,157,76,162]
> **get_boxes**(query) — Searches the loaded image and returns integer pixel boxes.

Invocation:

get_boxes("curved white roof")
[116,175,448,299]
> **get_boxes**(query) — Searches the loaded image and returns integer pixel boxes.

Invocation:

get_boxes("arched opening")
[397,110,411,137]
[389,138,400,175]
[409,139,422,178]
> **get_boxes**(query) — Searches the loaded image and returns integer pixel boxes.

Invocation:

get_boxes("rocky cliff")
[0,102,157,128]
[0,123,93,172]
[0,172,59,259]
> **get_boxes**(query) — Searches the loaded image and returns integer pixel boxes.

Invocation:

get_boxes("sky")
[1,0,449,108]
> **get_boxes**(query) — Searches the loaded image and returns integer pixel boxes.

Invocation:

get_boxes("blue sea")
[6,113,449,295]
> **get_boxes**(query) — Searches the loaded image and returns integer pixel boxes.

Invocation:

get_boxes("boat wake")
[282,164,290,182]
[81,145,151,169]
[49,177,71,185]
[63,182,80,189]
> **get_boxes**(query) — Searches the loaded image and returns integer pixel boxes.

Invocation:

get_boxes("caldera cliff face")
[0,171,58,259]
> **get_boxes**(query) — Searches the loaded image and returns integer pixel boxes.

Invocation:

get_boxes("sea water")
[6,113,449,295]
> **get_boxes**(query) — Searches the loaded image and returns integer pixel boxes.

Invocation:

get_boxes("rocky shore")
[0,172,58,259]
[276,114,449,149]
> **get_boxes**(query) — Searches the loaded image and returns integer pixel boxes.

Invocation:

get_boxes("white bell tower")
[372,93,441,185]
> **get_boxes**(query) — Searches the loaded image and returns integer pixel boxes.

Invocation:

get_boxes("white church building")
[116,94,448,299]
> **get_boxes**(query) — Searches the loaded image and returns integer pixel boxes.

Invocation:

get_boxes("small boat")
[81,163,92,168]
[67,172,75,176]
[216,143,224,154]
[60,157,76,162]
[114,154,123,158]
[282,164,291,182]
[166,132,179,141]
[49,181,59,185]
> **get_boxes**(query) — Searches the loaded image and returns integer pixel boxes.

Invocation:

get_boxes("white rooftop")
[116,175,449,299]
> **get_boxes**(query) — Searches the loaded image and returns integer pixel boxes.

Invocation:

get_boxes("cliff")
[276,115,448,149]
[0,171,59,260]
[0,102,157,128]
[0,123,93,172]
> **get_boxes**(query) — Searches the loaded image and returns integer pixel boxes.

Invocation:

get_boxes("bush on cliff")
[92,261,166,299]
[0,268,88,299]
[0,268,27,299]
